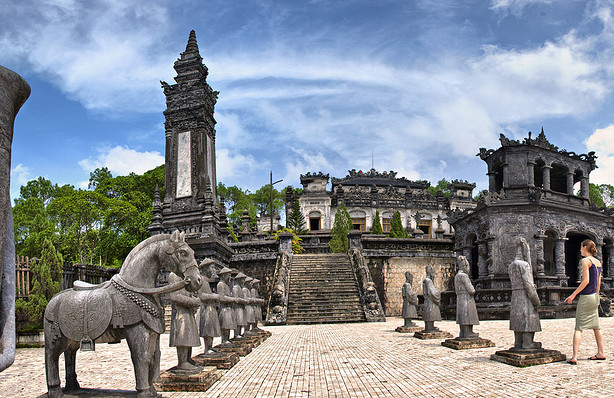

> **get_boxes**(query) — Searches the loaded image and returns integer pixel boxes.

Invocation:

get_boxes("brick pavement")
[1,317,613,398]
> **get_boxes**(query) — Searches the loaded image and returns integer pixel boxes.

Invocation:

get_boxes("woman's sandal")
[567,359,577,365]
[588,355,606,360]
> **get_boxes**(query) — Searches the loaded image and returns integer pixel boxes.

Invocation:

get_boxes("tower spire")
[185,30,199,55]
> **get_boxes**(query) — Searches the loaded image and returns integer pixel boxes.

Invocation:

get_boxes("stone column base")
[193,351,239,369]
[413,330,453,339]
[395,326,422,333]
[441,337,495,350]
[213,341,252,356]
[490,348,566,367]
[154,366,221,392]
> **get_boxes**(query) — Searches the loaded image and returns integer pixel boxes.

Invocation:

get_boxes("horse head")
[161,230,202,292]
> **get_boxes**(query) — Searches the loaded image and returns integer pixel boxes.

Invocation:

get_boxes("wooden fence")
[15,256,118,299]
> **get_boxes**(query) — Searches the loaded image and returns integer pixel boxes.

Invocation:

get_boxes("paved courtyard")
[1,317,613,398]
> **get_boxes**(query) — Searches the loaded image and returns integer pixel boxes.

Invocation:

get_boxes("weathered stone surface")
[213,342,252,356]
[0,65,29,373]
[490,348,566,367]
[442,337,495,350]
[395,325,422,333]
[154,366,221,392]
[413,330,453,339]
[192,351,239,369]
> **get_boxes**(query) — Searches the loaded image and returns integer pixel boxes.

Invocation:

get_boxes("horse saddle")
[56,282,113,346]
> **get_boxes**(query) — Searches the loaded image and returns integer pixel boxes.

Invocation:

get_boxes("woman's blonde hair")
[581,239,598,256]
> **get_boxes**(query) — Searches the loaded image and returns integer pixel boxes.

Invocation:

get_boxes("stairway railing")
[265,231,293,325]
[348,231,386,322]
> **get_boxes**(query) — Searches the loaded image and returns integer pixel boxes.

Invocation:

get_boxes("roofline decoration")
[477,129,598,170]
[331,168,431,189]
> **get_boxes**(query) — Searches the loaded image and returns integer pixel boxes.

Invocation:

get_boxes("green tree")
[273,228,304,254]
[286,199,307,235]
[329,202,352,253]
[389,210,409,238]
[426,179,451,197]
[15,238,63,329]
[371,210,383,234]
[589,183,614,208]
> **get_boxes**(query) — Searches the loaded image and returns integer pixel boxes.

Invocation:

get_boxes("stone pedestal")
[413,330,453,340]
[192,350,239,369]
[490,348,566,367]
[213,341,252,356]
[231,334,263,348]
[442,337,495,350]
[395,326,422,333]
[154,366,221,392]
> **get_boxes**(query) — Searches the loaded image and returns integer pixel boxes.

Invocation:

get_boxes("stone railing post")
[278,230,293,255]
[0,65,30,372]
[554,237,567,277]
[348,230,362,250]
[348,248,385,322]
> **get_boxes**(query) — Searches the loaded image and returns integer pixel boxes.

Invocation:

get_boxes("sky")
[3,0,614,202]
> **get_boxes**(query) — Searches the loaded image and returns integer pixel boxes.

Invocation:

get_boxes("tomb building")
[288,169,476,237]
[449,130,614,292]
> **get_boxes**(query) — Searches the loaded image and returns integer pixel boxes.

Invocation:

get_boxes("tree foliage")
[589,183,614,208]
[217,182,284,230]
[286,199,307,235]
[389,210,409,238]
[15,238,63,328]
[371,210,383,234]
[329,202,352,253]
[426,179,451,197]
[273,228,304,254]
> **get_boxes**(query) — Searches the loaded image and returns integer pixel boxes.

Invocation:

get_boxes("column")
[502,163,509,189]
[554,237,567,276]
[608,244,614,278]
[534,234,546,275]
[486,239,495,277]
[527,160,535,187]
[580,177,589,199]
[542,165,552,191]
[566,171,574,195]
[478,241,489,278]
[487,172,497,193]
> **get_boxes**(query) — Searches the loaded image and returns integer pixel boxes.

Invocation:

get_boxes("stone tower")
[450,130,614,291]
[149,31,229,252]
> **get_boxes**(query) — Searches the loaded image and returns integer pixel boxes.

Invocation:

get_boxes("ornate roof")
[331,169,430,189]
[478,129,598,170]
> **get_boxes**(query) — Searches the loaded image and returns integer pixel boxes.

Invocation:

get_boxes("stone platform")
[37,388,140,397]
[192,350,239,369]
[413,330,453,339]
[442,337,495,350]
[154,366,221,392]
[395,325,422,333]
[213,341,252,356]
[490,348,567,367]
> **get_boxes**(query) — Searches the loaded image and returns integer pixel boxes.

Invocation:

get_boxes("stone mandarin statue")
[422,265,442,332]
[401,271,419,328]
[168,270,203,372]
[198,259,221,355]
[251,279,265,327]
[232,272,247,337]
[217,267,237,343]
[243,277,256,333]
[455,255,480,339]
[508,237,542,351]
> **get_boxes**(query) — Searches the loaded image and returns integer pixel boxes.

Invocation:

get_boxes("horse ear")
[180,231,186,242]
[171,230,180,243]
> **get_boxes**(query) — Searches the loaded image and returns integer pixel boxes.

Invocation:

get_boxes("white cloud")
[282,148,334,187]
[216,148,259,182]
[586,125,614,185]
[490,0,554,15]
[79,146,164,175]
[10,163,31,186]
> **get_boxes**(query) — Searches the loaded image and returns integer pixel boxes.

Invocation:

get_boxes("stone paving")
[1,317,614,398]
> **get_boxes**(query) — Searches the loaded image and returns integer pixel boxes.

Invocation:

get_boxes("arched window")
[534,159,545,189]
[349,210,366,232]
[309,211,321,231]
[550,164,568,194]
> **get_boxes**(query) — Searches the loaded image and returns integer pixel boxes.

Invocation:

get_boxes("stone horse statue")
[44,231,202,398]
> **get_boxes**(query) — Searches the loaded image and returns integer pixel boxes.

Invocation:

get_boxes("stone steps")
[285,253,366,325]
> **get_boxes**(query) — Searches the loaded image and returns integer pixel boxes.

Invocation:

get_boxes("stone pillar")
[566,172,574,195]
[278,231,293,254]
[580,177,589,199]
[348,230,362,250]
[534,234,546,275]
[595,242,603,264]
[542,165,552,191]
[527,160,535,187]
[502,163,509,189]
[487,172,497,193]
[554,237,567,276]
[477,241,489,278]
[486,238,495,277]
[607,244,614,278]
[462,247,471,266]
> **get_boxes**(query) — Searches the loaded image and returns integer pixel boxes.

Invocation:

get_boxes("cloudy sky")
[3,0,614,201]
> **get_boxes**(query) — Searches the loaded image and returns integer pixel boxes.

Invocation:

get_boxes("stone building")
[449,130,614,292]
[288,169,476,237]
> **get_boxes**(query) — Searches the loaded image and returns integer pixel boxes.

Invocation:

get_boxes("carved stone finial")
[185,30,199,55]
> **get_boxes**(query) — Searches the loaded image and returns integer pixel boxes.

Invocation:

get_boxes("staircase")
[286,253,366,324]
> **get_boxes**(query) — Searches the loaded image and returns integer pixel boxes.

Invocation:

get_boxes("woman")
[564,239,605,364]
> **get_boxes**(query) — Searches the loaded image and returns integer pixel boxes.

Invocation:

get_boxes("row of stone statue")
[167,259,266,372]
[399,238,565,365]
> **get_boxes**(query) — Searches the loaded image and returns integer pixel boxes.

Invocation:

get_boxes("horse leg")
[64,341,81,391]
[125,323,158,398]
[148,331,161,396]
[44,320,68,398]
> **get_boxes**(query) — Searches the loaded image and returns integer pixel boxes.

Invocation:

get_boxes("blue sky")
[3,0,614,202]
